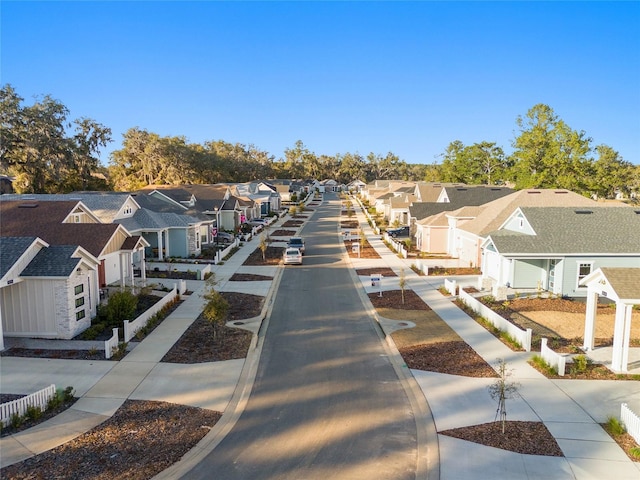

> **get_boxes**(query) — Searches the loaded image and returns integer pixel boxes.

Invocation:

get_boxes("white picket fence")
[458,288,532,352]
[443,278,457,296]
[0,384,56,426]
[104,327,119,359]
[621,403,640,444]
[540,338,566,376]
[123,284,179,342]
[215,239,240,264]
[383,233,408,258]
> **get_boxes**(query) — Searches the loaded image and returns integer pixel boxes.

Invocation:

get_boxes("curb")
[340,205,441,480]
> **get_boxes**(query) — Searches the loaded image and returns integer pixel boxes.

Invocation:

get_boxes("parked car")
[248,218,269,226]
[283,247,303,265]
[216,232,235,244]
[287,236,305,254]
[387,226,410,238]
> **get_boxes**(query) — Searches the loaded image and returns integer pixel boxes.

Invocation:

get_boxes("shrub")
[105,290,138,324]
[81,323,106,340]
[571,354,591,373]
[606,416,626,436]
[25,405,43,421]
[10,413,23,429]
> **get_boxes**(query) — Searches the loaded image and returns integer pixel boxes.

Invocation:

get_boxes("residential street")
[181,196,428,480]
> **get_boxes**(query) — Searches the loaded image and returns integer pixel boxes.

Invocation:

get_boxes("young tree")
[202,276,229,340]
[488,359,521,434]
[399,268,406,305]
[259,233,269,262]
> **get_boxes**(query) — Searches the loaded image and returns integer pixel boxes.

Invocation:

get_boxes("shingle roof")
[442,186,514,205]
[0,236,38,278]
[0,192,132,223]
[21,245,82,277]
[0,201,119,257]
[598,268,640,301]
[488,207,640,255]
[460,189,606,236]
[410,186,513,221]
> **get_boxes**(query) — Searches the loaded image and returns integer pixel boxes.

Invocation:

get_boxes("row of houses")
[361,180,640,300]
[0,179,332,347]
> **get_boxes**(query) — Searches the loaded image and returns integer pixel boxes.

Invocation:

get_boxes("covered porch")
[580,267,640,373]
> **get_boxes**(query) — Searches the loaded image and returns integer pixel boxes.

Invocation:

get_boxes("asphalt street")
[182,196,422,480]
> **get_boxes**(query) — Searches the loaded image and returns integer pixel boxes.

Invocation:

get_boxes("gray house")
[481,206,640,299]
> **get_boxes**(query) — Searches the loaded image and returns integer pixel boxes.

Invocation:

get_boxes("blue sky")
[2,1,639,166]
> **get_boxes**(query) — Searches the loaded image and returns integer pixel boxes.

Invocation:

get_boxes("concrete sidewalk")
[349,203,640,479]
[0,212,294,469]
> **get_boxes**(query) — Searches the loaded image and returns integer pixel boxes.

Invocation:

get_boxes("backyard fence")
[540,338,566,376]
[459,288,533,352]
[123,284,178,342]
[104,327,119,359]
[621,403,640,444]
[1,384,56,427]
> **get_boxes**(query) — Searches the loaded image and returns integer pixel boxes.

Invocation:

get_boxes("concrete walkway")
[348,201,640,479]
[0,212,293,469]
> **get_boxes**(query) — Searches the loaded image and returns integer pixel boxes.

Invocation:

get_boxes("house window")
[73,214,82,223]
[123,205,133,215]
[74,284,84,295]
[576,262,593,288]
[75,297,85,308]
[76,310,86,321]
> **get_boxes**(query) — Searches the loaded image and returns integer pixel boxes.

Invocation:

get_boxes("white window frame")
[576,261,594,289]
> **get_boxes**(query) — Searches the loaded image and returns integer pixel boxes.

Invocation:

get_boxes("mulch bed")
[341,220,359,229]
[356,268,397,277]
[428,267,481,276]
[161,291,261,363]
[0,396,78,438]
[0,400,222,480]
[229,273,274,281]
[271,229,297,236]
[441,421,564,456]
[161,316,253,363]
[0,348,105,361]
[282,220,303,227]
[242,246,285,266]
[344,240,381,259]
[145,270,197,280]
[368,290,430,310]
[400,341,499,377]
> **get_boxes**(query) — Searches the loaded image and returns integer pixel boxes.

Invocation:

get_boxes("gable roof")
[0,201,123,257]
[487,207,640,255]
[460,189,606,237]
[21,245,91,277]
[0,236,42,280]
[595,268,640,302]
[0,193,131,223]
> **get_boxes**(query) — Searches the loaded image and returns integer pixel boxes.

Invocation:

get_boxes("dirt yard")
[523,310,639,341]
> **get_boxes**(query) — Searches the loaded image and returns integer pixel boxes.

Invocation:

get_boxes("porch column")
[611,301,631,372]
[127,252,134,288]
[157,231,164,261]
[582,288,598,351]
[119,252,125,288]
[140,251,147,283]
[164,230,170,258]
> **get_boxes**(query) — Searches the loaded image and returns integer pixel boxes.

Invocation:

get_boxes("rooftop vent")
[18,203,38,208]
[527,191,541,194]
[554,190,568,194]
[575,210,593,214]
